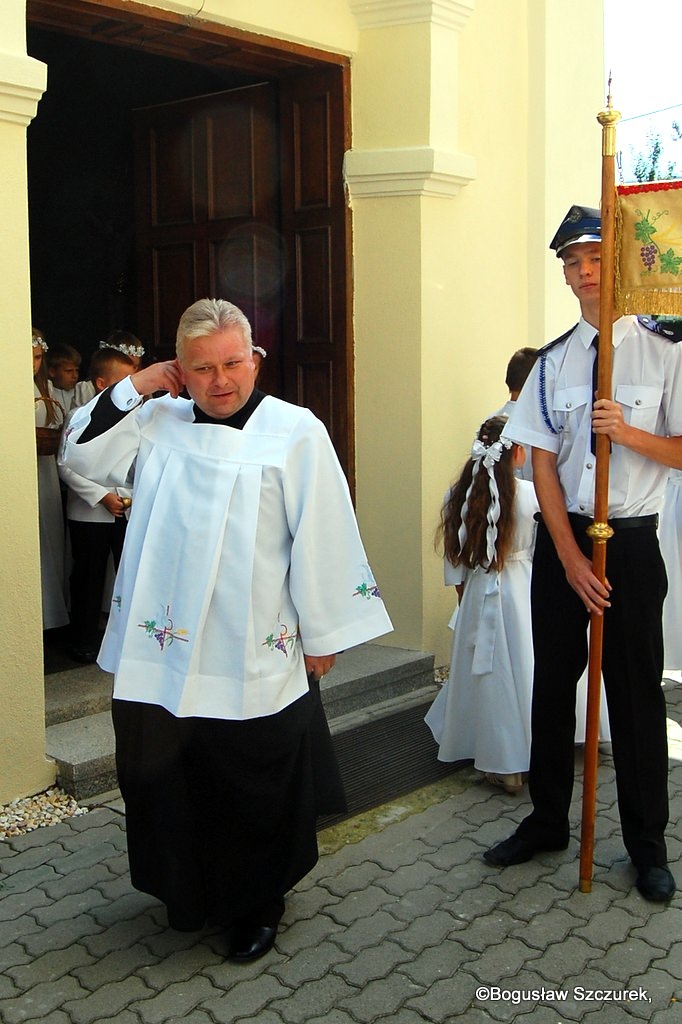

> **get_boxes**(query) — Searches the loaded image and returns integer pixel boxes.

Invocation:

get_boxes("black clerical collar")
[192,388,266,430]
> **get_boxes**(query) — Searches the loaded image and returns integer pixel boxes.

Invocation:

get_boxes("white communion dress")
[426,481,538,776]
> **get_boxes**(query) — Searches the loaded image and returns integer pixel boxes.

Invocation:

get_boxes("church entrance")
[26,0,353,476]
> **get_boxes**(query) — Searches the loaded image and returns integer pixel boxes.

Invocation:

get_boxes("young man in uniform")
[485,206,681,902]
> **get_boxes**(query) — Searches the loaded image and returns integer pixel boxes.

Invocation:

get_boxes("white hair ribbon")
[457,435,513,568]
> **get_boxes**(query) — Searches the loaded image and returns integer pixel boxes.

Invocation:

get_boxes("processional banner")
[615,179,682,315]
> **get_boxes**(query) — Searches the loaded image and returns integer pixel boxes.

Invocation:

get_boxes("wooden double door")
[134,69,352,475]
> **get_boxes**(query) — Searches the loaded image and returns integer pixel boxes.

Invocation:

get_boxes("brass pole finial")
[597,74,621,157]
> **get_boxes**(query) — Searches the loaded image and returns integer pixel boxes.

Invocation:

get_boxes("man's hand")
[533,446,612,615]
[304,654,336,680]
[131,360,185,399]
[99,492,127,517]
[563,547,611,615]
[592,398,627,445]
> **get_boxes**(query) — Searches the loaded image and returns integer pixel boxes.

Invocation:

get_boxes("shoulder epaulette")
[538,324,578,355]
[637,315,682,342]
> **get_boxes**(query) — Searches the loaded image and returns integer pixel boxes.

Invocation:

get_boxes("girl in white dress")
[33,330,69,630]
[425,416,537,793]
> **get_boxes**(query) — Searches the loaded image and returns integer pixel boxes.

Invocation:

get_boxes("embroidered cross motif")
[262,622,299,656]
[353,582,382,600]
[138,605,189,651]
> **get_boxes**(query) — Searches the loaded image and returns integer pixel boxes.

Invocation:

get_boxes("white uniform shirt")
[503,316,682,517]
[491,399,533,482]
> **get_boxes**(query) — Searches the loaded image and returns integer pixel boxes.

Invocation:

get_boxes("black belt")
[534,512,658,531]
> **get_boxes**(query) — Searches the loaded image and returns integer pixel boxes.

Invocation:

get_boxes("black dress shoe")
[484,833,568,867]
[227,924,278,963]
[70,646,98,665]
[636,865,676,903]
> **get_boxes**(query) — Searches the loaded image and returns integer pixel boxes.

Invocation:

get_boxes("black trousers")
[68,517,126,648]
[517,519,669,868]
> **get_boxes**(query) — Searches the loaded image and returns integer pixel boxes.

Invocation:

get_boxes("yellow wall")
[0,1,54,802]
[528,0,605,342]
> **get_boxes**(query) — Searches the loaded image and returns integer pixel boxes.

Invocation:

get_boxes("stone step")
[45,644,447,803]
[318,645,434,721]
[45,665,113,726]
[45,712,116,801]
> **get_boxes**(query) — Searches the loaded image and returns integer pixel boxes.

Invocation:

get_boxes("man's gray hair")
[176,299,253,360]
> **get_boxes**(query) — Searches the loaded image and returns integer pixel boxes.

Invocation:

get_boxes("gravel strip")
[0,786,88,840]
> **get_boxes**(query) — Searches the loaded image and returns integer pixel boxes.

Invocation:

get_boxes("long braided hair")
[438,416,518,572]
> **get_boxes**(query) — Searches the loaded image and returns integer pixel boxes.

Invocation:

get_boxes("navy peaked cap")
[550,205,601,256]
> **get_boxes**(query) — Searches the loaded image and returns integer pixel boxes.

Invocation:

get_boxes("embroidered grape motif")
[640,243,657,270]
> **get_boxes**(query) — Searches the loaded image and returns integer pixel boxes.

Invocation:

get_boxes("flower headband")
[457,435,513,567]
[99,340,145,358]
[32,334,48,352]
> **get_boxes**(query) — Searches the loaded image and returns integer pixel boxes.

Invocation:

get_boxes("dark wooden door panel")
[296,360,334,427]
[135,83,281,360]
[134,69,352,484]
[279,65,353,483]
[148,121,197,227]
[294,92,331,210]
[151,243,198,346]
[295,226,332,343]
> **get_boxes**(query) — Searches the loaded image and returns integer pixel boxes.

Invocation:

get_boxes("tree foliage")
[631,124,680,183]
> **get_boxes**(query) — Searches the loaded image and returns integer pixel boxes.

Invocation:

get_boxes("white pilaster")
[344,145,476,199]
[349,0,475,31]
[0,51,46,126]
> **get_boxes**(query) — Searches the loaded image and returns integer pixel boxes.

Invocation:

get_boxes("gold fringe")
[615,288,682,316]
[614,199,624,312]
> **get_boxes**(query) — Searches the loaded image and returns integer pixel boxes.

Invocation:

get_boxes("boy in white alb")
[59,348,135,662]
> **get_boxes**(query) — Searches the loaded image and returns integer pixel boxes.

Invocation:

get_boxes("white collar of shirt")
[574,315,636,350]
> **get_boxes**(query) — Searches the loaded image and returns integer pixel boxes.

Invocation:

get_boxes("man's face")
[50,361,80,390]
[561,242,601,302]
[180,327,256,419]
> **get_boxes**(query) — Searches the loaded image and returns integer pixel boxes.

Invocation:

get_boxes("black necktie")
[590,333,610,456]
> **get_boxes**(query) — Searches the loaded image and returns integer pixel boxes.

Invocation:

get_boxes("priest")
[59,298,393,961]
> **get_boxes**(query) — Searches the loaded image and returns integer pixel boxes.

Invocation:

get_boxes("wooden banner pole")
[579,90,621,893]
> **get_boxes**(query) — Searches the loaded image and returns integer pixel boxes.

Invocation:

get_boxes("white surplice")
[60,391,392,720]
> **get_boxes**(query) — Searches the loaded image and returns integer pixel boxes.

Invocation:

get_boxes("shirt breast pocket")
[615,384,662,432]
[553,385,592,434]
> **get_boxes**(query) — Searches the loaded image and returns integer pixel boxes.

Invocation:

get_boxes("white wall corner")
[348,0,475,31]
[0,52,47,126]
[344,146,477,199]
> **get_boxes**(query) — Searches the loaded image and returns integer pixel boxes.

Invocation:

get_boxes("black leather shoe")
[70,646,98,665]
[227,924,278,963]
[484,833,567,867]
[636,865,675,903]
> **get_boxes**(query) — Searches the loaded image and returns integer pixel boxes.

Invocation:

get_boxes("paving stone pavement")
[2,681,682,1024]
